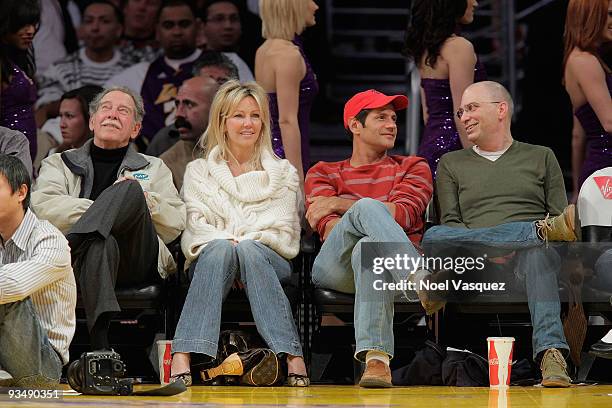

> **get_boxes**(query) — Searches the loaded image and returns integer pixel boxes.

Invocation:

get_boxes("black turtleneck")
[90,143,129,201]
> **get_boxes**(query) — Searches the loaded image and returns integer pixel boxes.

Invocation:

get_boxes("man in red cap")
[304,89,433,387]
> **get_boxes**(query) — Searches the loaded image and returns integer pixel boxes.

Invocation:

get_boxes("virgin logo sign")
[594,176,612,200]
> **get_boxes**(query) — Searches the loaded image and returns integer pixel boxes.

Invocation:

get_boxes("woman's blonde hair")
[260,0,309,40]
[199,80,275,170]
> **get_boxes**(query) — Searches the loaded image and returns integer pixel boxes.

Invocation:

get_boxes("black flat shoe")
[589,341,612,359]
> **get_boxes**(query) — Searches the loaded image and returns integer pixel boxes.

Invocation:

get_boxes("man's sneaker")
[410,269,446,315]
[0,369,13,387]
[359,360,392,388]
[540,348,571,387]
[535,204,578,243]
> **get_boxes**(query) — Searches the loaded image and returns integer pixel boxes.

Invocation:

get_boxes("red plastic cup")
[157,340,172,385]
[487,337,514,389]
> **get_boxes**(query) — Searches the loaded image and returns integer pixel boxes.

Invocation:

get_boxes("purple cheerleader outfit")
[268,35,319,174]
[419,59,487,178]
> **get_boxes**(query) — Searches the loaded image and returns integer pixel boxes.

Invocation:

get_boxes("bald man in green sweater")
[421,81,577,387]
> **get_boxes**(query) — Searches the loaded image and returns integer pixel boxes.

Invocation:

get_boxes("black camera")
[67,350,133,395]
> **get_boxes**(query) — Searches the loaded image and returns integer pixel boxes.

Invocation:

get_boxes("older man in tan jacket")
[32,86,185,352]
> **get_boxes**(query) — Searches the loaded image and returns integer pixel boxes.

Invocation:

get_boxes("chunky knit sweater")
[181,146,300,264]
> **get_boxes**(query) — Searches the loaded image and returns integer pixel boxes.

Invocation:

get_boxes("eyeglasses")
[456,101,503,119]
[206,14,240,24]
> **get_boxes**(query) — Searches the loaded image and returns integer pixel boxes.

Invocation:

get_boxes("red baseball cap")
[343,89,409,129]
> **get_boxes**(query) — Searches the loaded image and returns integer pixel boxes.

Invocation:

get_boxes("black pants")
[67,180,159,331]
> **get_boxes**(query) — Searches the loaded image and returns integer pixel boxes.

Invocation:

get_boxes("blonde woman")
[170,80,308,387]
[255,0,319,182]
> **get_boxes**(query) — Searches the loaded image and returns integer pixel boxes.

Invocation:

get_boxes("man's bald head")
[464,81,514,118]
[459,81,514,149]
[174,76,220,141]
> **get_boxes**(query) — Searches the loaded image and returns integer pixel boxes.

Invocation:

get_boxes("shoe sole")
[359,378,393,388]
[589,349,612,360]
[541,377,571,388]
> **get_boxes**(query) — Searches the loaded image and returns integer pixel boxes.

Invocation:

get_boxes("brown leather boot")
[359,360,392,388]
[535,204,578,243]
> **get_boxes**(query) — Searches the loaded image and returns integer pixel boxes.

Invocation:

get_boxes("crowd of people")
[0,0,610,390]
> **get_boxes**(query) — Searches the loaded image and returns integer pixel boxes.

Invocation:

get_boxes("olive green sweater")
[436,141,567,228]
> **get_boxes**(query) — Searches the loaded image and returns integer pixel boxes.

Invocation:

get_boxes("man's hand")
[114,175,135,184]
[305,196,339,230]
[115,176,155,212]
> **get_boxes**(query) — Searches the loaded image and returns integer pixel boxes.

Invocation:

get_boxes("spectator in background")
[0,0,40,161]
[160,76,219,190]
[33,0,80,74]
[119,0,163,63]
[35,85,103,171]
[563,0,612,201]
[35,1,132,128]
[256,0,320,181]
[107,0,201,151]
[198,0,254,81]
[403,0,486,178]
[146,51,238,156]
[0,127,32,177]
[32,86,185,352]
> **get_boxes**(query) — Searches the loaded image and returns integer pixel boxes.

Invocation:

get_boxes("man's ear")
[498,101,508,120]
[130,122,142,140]
[17,184,28,206]
[349,117,361,135]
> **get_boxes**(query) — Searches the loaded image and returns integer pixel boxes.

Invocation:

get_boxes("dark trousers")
[67,180,159,331]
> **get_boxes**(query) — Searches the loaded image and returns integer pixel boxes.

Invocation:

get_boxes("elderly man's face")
[90,91,141,149]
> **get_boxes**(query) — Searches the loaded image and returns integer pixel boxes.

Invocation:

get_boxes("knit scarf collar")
[206,146,295,203]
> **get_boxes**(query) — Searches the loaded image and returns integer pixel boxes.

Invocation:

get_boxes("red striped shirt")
[305,155,433,244]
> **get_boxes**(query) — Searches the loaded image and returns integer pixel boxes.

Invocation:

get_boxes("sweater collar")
[206,146,296,202]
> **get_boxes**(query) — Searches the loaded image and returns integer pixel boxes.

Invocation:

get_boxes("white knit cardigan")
[181,146,301,264]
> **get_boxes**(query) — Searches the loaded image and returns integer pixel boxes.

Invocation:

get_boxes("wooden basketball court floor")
[2,384,612,407]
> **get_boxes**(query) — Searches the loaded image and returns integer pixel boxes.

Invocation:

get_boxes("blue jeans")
[312,198,422,361]
[0,298,63,387]
[424,222,569,359]
[172,239,302,358]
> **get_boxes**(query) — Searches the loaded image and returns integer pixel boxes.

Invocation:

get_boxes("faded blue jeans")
[0,298,63,387]
[423,222,569,359]
[172,239,302,358]
[312,198,422,361]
